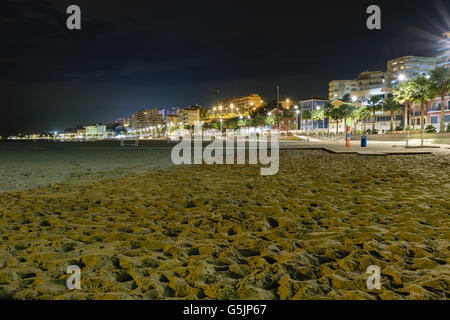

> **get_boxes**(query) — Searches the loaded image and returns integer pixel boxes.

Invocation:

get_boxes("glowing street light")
[398,74,406,81]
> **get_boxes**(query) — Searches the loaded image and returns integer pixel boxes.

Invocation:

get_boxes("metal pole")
[406,130,409,147]
[277,85,280,130]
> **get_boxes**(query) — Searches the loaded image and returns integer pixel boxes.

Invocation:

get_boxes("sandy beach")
[0,147,449,300]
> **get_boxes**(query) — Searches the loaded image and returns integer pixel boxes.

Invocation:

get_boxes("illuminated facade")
[329,80,358,100]
[166,115,179,126]
[437,31,450,68]
[222,94,263,112]
[387,56,438,88]
[132,108,164,130]
[177,108,200,126]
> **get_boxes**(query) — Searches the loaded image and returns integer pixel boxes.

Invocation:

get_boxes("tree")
[382,97,403,132]
[338,104,356,130]
[408,77,437,146]
[330,107,343,135]
[394,81,414,130]
[355,106,371,133]
[224,118,238,129]
[311,109,324,131]
[265,115,275,127]
[302,110,312,134]
[430,67,450,133]
[323,103,334,134]
[365,96,383,131]
[251,114,266,128]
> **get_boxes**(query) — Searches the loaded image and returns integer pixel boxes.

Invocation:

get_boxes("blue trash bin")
[361,135,367,147]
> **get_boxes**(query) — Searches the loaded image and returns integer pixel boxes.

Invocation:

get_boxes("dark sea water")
[0,140,175,192]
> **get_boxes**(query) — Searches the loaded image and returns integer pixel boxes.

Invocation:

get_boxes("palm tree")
[281,109,293,133]
[430,67,450,133]
[356,107,371,133]
[302,110,312,134]
[338,104,356,130]
[365,96,383,131]
[382,97,403,132]
[312,109,324,131]
[323,103,334,135]
[330,107,343,135]
[408,77,437,146]
[394,81,414,130]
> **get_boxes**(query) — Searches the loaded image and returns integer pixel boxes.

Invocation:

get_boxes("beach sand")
[0,150,449,300]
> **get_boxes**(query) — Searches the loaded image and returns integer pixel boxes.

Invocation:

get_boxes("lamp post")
[276,86,280,130]
[294,105,299,131]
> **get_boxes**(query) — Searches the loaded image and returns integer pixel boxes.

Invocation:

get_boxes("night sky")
[1,0,449,136]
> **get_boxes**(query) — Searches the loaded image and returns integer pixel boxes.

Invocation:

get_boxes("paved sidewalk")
[279,139,444,156]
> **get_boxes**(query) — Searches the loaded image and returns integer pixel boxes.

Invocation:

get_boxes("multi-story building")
[329,80,358,100]
[387,56,438,88]
[350,71,389,105]
[166,115,179,126]
[427,96,450,131]
[356,71,386,90]
[437,31,450,68]
[330,71,387,102]
[222,94,263,113]
[299,97,329,112]
[177,108,200,126]
[85,125,106,137]
[132,108,164,130]
[299,97,330,130]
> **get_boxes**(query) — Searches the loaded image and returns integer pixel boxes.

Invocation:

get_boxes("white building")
[437,31,450,68]
[387,56,438,88]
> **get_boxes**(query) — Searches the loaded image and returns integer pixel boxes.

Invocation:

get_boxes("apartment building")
[437,31,450,68]
[387,56,438,88]
[131,108,164,130]
[177,108,200,126]
[166,114,179,126]
[427,96,450,131]
[329,80,358,100]
[222,94,263,112]
[329,71,386,102]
